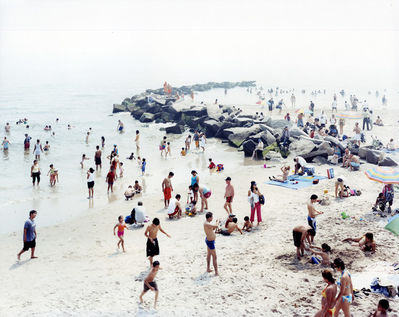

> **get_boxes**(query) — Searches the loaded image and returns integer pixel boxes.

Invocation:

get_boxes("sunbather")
[269,166,290,182]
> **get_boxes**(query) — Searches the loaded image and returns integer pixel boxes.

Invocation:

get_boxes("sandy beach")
[1,92,399,316]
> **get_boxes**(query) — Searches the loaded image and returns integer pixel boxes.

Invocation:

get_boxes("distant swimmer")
[43,141,50,152]
[2,137,10,151]
[85,132,90,143]
[33,140,43,160]
[4,122,10,133]
[94,145,102,170]
[101,136,105,148]
[117,120,124,132]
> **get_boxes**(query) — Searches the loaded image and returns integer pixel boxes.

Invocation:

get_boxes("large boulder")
[302,149,329,163]
[139,112,155,123]
[131,109,145,120]
[146,104,162,114]
[378,157,398,167]
[248,130,276,146]
[215,122,236,138]
[299,136,324,145]
[358,146,374,159]
[289,138,317,156]
[289,127,308,139]
[165,124,184,134]
[233,117,254,127]
[181,106,208,117]
[324,136,346,152]
[225,125,263,147]
[266,119,293,129]
[203,120,222,138]
[318,141,335,155]
[243,139,258,157]
[366,150,381,165]
[113,104,126,113]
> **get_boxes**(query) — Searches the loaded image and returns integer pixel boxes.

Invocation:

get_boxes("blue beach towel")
[265,180,313,190]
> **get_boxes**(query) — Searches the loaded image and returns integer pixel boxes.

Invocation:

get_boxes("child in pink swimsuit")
[113,216,128,252]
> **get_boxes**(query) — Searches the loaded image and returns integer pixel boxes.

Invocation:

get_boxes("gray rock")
[181,106,208,117]
[243,139,258,157]
[165,124,184,134]
[313,156,330,165]
[248,130,276,146]
[131,109,145,120]
[318,141,335,155]
[299,136,324,145]
[139,112,155,123]
[113,104,127,113]
[289,138,317,156]
[233,117,254,127]
[324,136,346,152]
[289,127,308,139]
[225,125,263,147]
[146,104,162,114]
[267,119,293,129]
[366,150,381,165]
[379,157,398,167]
[215,122,236,138]
[203,120,222,138]
[358,146,373,159]
[302,149,329,162]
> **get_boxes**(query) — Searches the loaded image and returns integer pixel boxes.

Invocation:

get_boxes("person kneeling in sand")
[292,225,313,260]
[167,194,182,219]
[134,180,142,194]
[305,243,331,266]
[124,185,135,200]
[139,261,160,308]
[216,217,242,236]
[343,232,376,253]
[269,165,290,182]
[242,216,253,232]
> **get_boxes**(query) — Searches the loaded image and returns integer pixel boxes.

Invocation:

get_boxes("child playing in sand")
[208,158,216,169]
[181,148,186,156]
[242,216,253,232]
[141,158,146,175]
[134,180,142,194]
[305,243,331,265]
[80,154,89,168]
[373,299,389,317]
[139,261,160,308]
[113,216,128,252]
[119,162,124,178]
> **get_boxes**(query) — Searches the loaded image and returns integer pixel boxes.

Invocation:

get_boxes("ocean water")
[0,82,396,234]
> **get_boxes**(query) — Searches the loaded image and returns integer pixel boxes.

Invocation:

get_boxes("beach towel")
[265,180,313,190]
[383,148,399,153]
[288,175,328,182]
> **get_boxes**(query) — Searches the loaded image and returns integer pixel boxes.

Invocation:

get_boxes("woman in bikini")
[315,270,337,317]
[333,258,354,317]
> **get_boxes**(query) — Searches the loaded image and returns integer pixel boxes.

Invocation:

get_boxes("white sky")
[0,0,398,90]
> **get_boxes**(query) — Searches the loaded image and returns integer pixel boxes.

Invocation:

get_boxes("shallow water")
[0,82,396,234]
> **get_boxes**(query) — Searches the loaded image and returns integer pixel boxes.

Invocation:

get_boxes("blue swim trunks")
[205,238,215,250]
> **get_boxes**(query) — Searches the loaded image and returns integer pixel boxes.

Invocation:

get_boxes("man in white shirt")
[131,201,147,225]
[294,156,307,174]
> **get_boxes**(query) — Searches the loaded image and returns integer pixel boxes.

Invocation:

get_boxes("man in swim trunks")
[193,131,200,149]
[162,172,174,208]
[204,212,219,276]
[292,224,313,260]
[343,232,376,253]
[224,177,234,215]
[307,194,323,243]
[144,218,170,267]
[94,145,102,170]
[216,217,242,236]
[117,120,124,132]
[139,261,160,308]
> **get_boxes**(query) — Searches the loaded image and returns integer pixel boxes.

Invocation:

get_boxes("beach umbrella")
[336,112,362,120]
[364,166,399,184]
[385,214,399,235]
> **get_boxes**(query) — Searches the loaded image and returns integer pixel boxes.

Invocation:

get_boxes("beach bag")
[304,167,315,176]
[259,195,265,205]
[327,168,334,179]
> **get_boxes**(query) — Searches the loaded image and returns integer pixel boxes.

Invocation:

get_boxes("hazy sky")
[0,0,398,90]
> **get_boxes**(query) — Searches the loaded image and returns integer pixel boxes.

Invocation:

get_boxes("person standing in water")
[117,120,124,132]
[204,212,219,276]
[2,137,10,151]
[17,210,38,260]
[87,167,95,199]
[162,172,174,208]
[5,122,11,133]
[33,139,43,160]
[101,136,105,148]
[94,145,102,170]
[224,177,235,215]
[135,130,140,150]
[24,134,32,150]
[31,160,41,185]
[144,218,170,267]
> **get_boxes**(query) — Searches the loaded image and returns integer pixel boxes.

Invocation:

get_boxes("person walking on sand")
[113,215,128,252]
[333,258,354,317]
[248,181,262,226]
[106,168,116,193]
[33,139,43,160]
[17,210,38,260]
[139,261,160,308]
[144,218,170,267]
[31,160,41,186]
[204,212,219,275]
[135,130,140,150]
[224,177,234,215]
[162,172,174,208]
[314,270,337,317]
[199,133,206,152]
[307,194,323,243]
[94,145,102,170]
[87,167,95,199]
